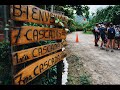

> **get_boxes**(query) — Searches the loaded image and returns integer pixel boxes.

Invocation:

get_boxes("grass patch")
[80,74,91,85]
[83,31,93,34]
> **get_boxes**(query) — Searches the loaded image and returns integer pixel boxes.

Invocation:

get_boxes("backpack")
[99,27,105,35]
[115,29,120,37]
[108,27,115,36]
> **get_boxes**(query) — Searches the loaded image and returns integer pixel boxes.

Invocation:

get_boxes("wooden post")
[56,39,63,85]
[9,40,14,85]
[57,59,63,85]
[3,5,9,42]
[7,5,16,84]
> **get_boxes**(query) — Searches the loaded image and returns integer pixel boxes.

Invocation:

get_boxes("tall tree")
[54,5,90,19]
[35,5,90,20]
[91,5,120,24]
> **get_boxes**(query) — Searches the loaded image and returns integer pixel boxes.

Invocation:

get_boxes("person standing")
[103,23,109,47]
[115,25,120,49]
[94,23,100,46]
[99,24,106,49]
[106,23,115,52]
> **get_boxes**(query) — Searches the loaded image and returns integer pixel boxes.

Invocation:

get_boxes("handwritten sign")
[14,51,66,85]
[10,5,68,25]
[10,26,67,46]
[12,41,67,65]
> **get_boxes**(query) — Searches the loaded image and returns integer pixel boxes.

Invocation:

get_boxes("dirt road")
[66,31,120,85]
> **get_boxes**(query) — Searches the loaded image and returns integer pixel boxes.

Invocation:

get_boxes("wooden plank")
[13,51,67,85]
[10,26,67,46]
[12,41,67,65]
[10,5,68,25]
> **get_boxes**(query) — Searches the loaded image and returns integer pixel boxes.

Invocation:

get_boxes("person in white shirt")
[94,23,100,46]
[114,25,120,49]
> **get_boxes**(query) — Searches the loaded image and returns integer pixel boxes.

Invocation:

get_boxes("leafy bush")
[74,22,83,31]
[68,19,84,32]
[80,74,91,85]
[0,41,12,85]
[69,26,76,32]
[0,41,10,61]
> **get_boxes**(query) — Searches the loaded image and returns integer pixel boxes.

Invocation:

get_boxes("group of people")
[93,22,120,52]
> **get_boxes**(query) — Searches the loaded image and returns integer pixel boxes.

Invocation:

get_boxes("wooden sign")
[10,26,67,46]
[12,41,67,65]
[10,5,68,25]
[14,51,66,85]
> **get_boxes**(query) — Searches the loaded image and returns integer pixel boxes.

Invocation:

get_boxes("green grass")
[83,31,93,34]
[80,74,91,85]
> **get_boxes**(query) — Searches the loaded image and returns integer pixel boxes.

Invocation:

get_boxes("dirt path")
[66,31,120,85]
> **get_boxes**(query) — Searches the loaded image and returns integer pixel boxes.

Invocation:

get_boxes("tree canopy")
[92,5,120,25]
[36,5,90,20]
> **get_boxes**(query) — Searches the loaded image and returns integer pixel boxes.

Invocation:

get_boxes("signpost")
[10,26,66,46]
[8,5,68,85]
[10,5,68,25]
[12,41,67,65]
[14,51,66,85]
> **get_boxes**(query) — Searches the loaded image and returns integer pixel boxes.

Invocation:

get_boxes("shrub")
[69,26,76,32]
[0,41,11,85]
[80,74,91,85]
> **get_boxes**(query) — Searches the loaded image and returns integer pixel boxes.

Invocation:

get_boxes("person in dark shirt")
[106,23,115,52]
[99,24,106,49]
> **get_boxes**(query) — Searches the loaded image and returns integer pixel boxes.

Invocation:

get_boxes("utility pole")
[3,5,9,42]
[51,5,54,12]
[44,5,46,10]
[50,5,54,28]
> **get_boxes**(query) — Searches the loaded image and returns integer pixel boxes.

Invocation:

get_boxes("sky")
[87,5,110,15]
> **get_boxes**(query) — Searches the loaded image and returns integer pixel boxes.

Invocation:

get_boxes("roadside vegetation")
[83,5,120,33]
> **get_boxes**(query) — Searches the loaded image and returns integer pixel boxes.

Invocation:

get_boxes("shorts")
[98,33,100,35]
[101,36,105,41]
[108,35,115,39]
[95,33,100,40]
[115,36,120,40]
